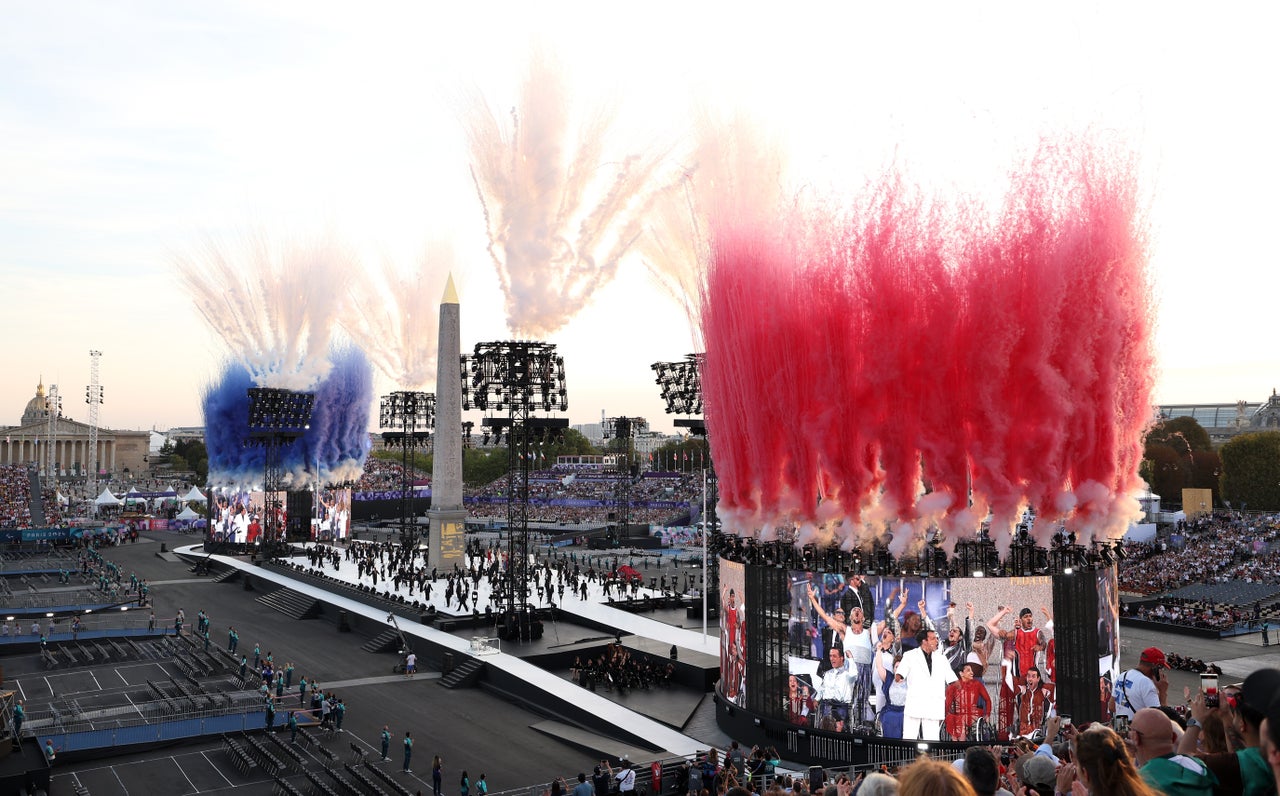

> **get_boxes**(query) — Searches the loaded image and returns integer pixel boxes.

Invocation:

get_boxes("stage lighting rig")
[379,391,435,552]
[246,388,316,558]
[461,340,569,641]
[651,352,719,614]
[602,416,647,547]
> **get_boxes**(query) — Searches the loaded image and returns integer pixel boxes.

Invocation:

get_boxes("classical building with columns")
[0,379,149,479]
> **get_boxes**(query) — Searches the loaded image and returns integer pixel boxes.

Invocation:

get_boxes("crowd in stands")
[0,464,35,528]
[1124,598,1258,631]
[1118,514,1280,596]
[354,458,428,492]
[464,466,703,526]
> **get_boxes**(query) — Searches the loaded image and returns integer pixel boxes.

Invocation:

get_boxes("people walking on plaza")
[148,611,156,632]
[228,626,239,654]
[403,730,413,773]
[334,698,345,732]
[239,656,248,682]
[432,755,443,794]
[460,770,470,796]
[288,711,299,743]
[265,697,276,730]
[285,661,295,687]
[299,676,308,705]
[381,726,391,761]
[253,643,261,669]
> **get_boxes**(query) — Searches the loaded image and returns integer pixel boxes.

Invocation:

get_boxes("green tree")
[463,447,511,487]
[1220,431,1280,511]
[1146,416,1213,453]
[370,448,432,475]
[173,439,208,484]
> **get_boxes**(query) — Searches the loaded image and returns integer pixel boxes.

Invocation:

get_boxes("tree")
[1220,431,1280,512]
[463,447,510,487]
[173,439,208,484]
[1146,416,1213,453]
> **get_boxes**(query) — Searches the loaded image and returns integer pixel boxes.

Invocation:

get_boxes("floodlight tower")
[602,416,647,546]
[44,384,62,481]
[651,353,720,616]
[86,350,103,513]
[462,341,568,641]
[246,388,315,558]
[379,392,434,552]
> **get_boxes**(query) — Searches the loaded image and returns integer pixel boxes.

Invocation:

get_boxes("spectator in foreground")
[897,758,977,796]
[962,747,1013,796]
[1059,724,1162,796]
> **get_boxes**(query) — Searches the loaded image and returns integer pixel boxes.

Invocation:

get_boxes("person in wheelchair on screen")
[944,662,991,740]
[813,646,857,732]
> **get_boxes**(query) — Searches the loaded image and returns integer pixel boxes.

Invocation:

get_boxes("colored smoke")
[175,229,356,390]
[699,139,1154,553]
[340,243,453,390]
[462,50,666,337]
[203,348,373,488]
[637,111,788,346]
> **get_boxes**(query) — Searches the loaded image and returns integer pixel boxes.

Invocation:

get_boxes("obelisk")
[428,274,466,572]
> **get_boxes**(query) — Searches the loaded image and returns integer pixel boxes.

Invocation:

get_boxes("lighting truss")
[245,387,315,558]
[602,416,647,546]
[461,340,569,641]
[651,352,718,613]
[651,354,704,417]
[379,391,435,552]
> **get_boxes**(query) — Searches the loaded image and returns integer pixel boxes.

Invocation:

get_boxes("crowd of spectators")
[0,464,35,528]
[464,465,703,526]
[1124,598,1257,631]
[1118,514,1280,596]
[354,458,428,492]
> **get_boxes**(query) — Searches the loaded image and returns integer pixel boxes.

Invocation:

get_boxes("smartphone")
[1060,714,1072,728]
[1114,715,1130,734]
[1202,673,1219,708]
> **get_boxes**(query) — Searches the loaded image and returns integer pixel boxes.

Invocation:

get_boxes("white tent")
[126,486,139,495]
[175,505,201,520]
[181,486,207,503]
[95,488,122,506]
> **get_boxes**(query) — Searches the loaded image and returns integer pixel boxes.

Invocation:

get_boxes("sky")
[2,2,1278,435]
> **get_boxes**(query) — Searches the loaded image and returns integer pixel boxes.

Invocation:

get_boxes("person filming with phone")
[1114,647,1170,720]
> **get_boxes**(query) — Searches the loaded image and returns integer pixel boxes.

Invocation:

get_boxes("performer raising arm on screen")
[809,583,882,726]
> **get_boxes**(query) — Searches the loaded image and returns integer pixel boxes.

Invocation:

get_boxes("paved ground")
[6,531,717,795]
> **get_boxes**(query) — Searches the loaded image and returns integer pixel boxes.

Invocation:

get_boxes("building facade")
[0,380,149,477]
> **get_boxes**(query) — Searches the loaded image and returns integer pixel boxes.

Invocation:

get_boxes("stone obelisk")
[428,274,466,572]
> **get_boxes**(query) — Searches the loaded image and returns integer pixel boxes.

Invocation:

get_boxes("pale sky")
[3,2,1278,435]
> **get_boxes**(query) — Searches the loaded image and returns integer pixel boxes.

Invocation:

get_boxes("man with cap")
[1131,707,1217,795]
[1113,647,1169,720]
[1183,667,1278,796]
[1014,752,1056,796]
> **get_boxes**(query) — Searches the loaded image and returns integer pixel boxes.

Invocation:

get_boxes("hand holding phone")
[1202,673,1219,708]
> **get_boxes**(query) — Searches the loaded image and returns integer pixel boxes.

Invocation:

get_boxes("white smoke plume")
[462,49,667,337]
[340,241,454,390]
[176,229,355,390]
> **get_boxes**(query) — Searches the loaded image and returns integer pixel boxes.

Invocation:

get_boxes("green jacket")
[1141,754,1217,796]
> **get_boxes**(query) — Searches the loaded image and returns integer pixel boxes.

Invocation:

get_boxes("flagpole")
[702,464,708,640]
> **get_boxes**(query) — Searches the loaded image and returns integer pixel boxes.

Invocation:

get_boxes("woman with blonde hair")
[898,758,977,796]
[1058,724,1162,796]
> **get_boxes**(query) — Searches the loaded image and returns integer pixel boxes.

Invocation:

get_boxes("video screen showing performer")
[1096,568,1120,724]
[209,490,265,544]
[951,577,1056,742]
[787,572,952,737]
[314,488,352,540]
[781,569,1072,743]
[720,560,747,707]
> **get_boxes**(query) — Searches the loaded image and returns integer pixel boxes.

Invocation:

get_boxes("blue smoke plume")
[203,347,373,487]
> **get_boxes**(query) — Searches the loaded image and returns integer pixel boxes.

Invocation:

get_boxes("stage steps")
[360,629,400,654]
[438,657,483,689]
[212,568,241,584]
[255,588,321,620]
